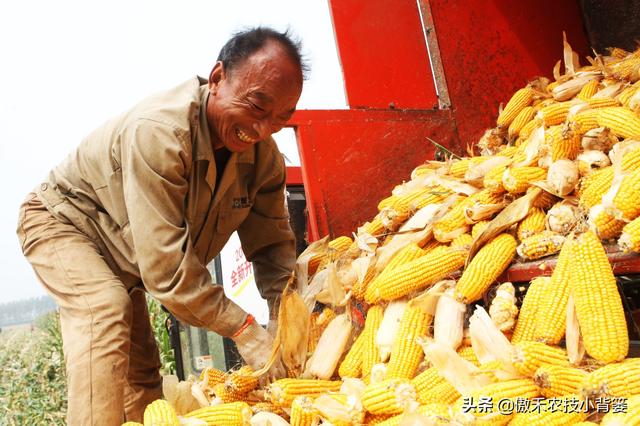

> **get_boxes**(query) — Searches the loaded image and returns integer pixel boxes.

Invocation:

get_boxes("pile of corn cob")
[132,40,640,426]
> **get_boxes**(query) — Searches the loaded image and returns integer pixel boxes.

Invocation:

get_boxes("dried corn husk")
[433,281,466,350]
[420,341,491,394]
[249,412,290,426]
[546,200,580,234]
[305,314,352,379]
[545,159,579,196]
[566,294,585,365]
[376,300,408,362]
[488,282,519,332]
[577,150,611,176]
[581,127,618,152]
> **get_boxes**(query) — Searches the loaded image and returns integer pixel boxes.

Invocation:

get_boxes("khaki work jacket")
[35,77,296,336]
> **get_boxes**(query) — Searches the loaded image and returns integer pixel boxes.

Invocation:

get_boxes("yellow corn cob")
[450,233,473,251]
[457,345,480,366]
[363,305,384,378]
[386,186,451,224]
[225,366,259,394]
[532,188,559,210]
[572,109,600,134]
[617,85,638,106]
[365,246,465,303]
[579,166,614,209]
[516,231,565,260]
[597,107,640,138]
[386,306,430,379]
[508,106,537,139]
[533,365,588,398]
[610,55,640,80]
[471,220,491,239]
[378,194,399,211]
[309,236,353,274]
[338,329,366,378]
[608,168,640,221]
[573,423,599,426]
[434,190,504,243]
[365,412,394,425]
[546,124,581,161]
[460,378,540,407]
[412,367,446,403]
[570,231,628,363]
[200,367,227,389]
[497,87,536,127]
[483,164,508,193]
[361,378,417,415]
[419,380,462,405]
[290,396,318,426]
[622,146,640,172]
[610,47,631,58]
[268,379,342,407]
[577,79,600,100]
[308,307,337,352]
[519,117,544,142]
[517,207,547,241]
[585,97,620,109]
[502,167,547,194]
[362,216,386,236]
[512,277,550,344]
[590,206,626,240]
[250,402,285,417]
[122,423,144,426]
[620,216,640,252]
[538,101,572,126]
[143,399,180,426]
[532,237,573,344]
[580,359,640,399]
[184,402,252,426]
[352,264,376,301]
[512,342,569,377]
[546,81,559,91]
[383,243,427,273]
[449,157,490,179]
[213,383,249,403]
[508,396,588,425]
[454,233,517,303]
[497,145,518,157]
[608,394,640,425]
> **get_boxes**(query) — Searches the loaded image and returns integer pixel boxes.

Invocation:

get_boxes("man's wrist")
[231,314,255,339]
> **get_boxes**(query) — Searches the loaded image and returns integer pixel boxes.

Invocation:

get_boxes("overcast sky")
[0,0,347,304]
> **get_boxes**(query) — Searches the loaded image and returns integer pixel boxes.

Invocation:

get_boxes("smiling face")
[206,41,303,152]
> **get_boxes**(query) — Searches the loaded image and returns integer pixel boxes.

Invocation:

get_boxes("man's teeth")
[236,128,256,143]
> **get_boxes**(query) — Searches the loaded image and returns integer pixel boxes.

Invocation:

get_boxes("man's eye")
[250,102,265,112]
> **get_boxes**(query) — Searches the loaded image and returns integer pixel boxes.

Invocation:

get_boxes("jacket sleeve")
[120,118,247,337]
[237,145,296,315]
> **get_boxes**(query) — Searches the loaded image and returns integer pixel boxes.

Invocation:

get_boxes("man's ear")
[208,61,225,94]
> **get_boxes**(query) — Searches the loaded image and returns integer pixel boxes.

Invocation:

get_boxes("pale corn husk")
[546,201,580,235]
[577,150,611,176]
[581,127,618,152]
[301,268,329,310]
[420,341,491,394]
[376,299,409,362]
[420,174,480,196]
[164,376,202,415]
[591,80,625,99]
[552,72,600,101]
[305,314,352,379]
[463,201,507,223]
[629,88,640,110]
[316,262,349,307]
[295,236,329,290]
[488,282,519,332]
[340,378,367,400]
[537,153,553,169]
[433,282,466,350]
[279,287,311,376]
[545,159,579,196]
[566,293,585,365]
[468,306,521,380]
[609,139,640,166]
[468,187,541,260]
[562,32,580,76]
[179,417,208,426]
[408,279,449,316]
[513,125,546,167]
[370,363,388,384]
[353,228,379,254]
[374,202,443,273]
[464,155,511,186]
[313,393,364,425]
[249,412,290,426]
[190,382,210,408]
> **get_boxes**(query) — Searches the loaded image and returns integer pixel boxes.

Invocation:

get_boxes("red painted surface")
[329,0,438,109]
[289,108,458,240]
[285,166,303,186]
[429,0,591,148]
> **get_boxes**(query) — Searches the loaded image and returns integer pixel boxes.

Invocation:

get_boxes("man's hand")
[231,316,286,382]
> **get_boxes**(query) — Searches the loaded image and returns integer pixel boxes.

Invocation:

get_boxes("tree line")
[0,295,57,327]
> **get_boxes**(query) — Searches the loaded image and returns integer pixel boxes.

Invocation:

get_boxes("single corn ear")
[497,87,535,128]
[433,284,466,350]
[305,314,352,380]
[511,276,550,344]
[570,231,629,363]
[376,299,408,363]
[143,399,180,426]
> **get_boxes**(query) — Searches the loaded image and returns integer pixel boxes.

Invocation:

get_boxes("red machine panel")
[329,0,439,109]
[290,109,457,240]
[428,0,591,147]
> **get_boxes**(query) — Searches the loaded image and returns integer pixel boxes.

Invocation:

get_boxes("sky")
[0,0,348,304]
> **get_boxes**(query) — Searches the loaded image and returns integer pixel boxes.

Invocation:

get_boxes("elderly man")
[16,27,304,424]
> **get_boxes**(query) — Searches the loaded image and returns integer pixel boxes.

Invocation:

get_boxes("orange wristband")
[232,314,255,338]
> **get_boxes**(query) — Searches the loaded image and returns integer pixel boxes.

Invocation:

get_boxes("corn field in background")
[0,298,176,424]
[0,312,67,425]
